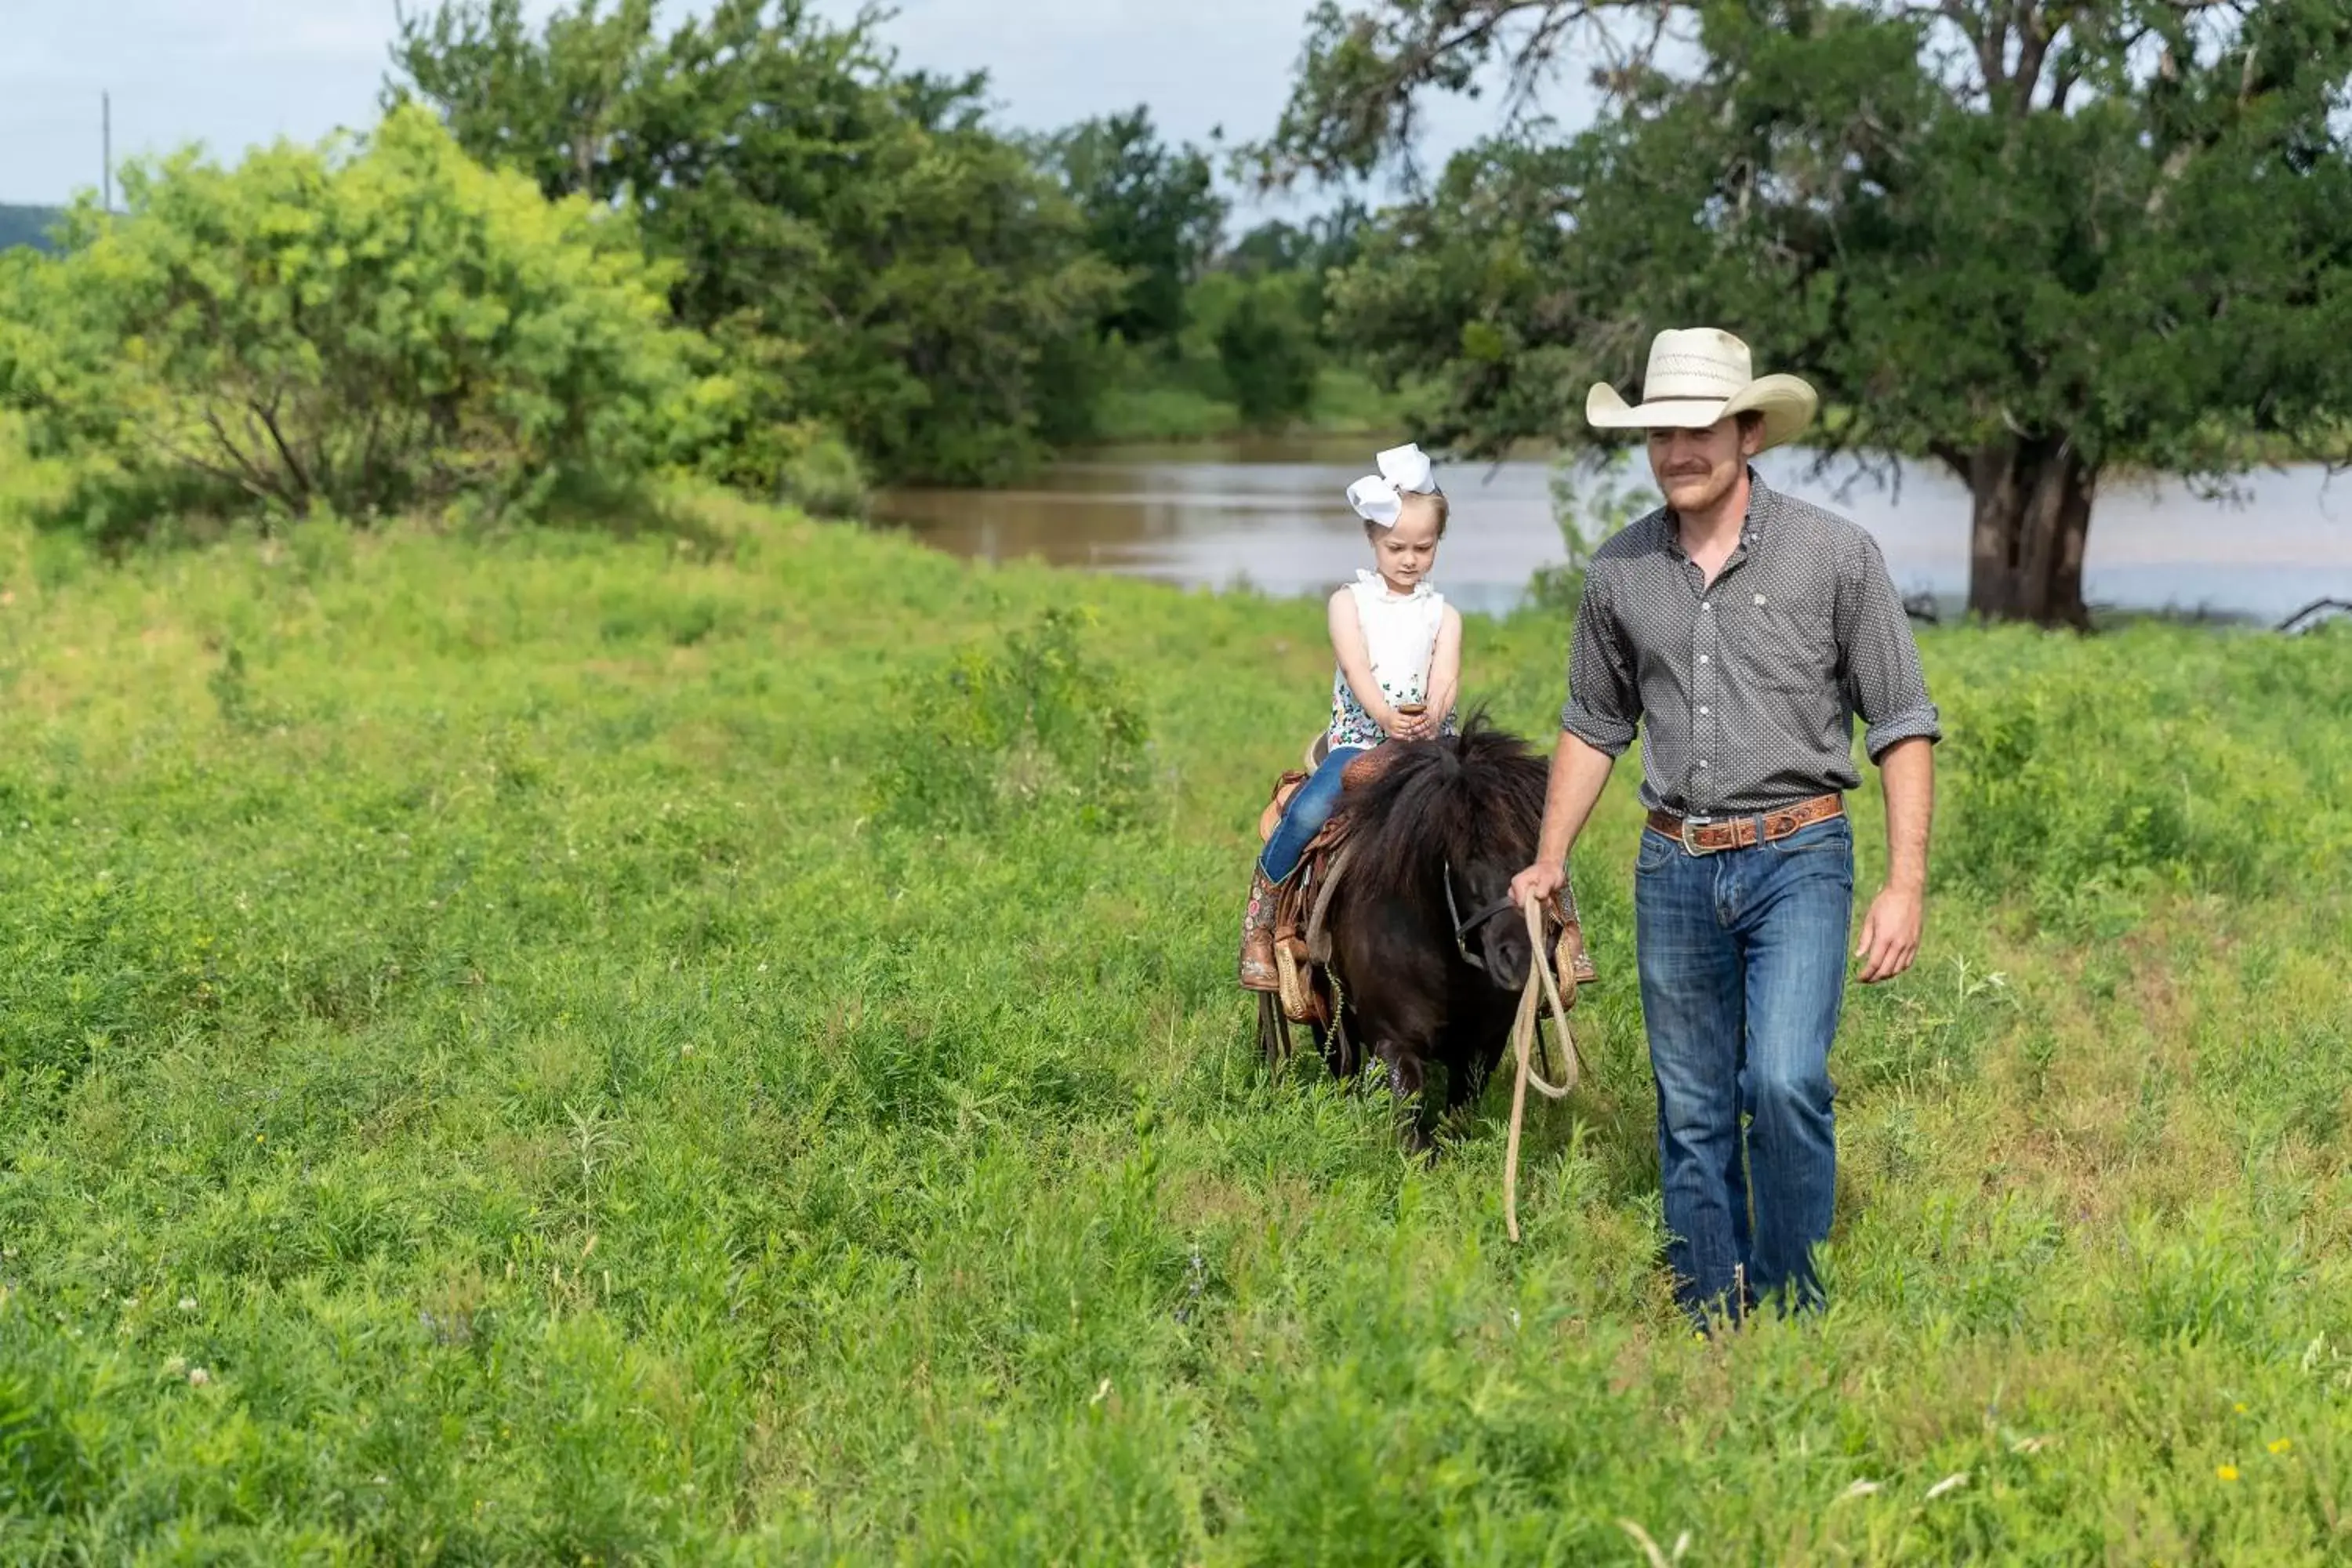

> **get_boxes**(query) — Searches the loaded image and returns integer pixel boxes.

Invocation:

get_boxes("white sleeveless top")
[1328,571,1456,749]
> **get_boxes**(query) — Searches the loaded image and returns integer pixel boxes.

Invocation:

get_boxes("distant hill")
[0,204,64,253]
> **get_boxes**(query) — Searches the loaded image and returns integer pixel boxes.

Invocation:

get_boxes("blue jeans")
[1634,813,1854,1320]
[1259,745,1368,884]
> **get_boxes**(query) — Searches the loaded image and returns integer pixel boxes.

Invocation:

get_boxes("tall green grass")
[0,493,2347,1562]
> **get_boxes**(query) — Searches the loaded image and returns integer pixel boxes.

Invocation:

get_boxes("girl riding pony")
[1240,443,1463,989]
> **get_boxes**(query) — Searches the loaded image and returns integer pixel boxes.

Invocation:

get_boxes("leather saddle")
[1254,730,1345,844]
[1254,735,1599,1026]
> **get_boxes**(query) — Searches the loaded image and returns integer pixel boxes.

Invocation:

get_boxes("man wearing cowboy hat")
[1509,327,1940,1323]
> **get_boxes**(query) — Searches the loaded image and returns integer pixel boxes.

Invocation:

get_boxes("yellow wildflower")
[2216,1465,2239,1483]
[2268,1439,2291,1455]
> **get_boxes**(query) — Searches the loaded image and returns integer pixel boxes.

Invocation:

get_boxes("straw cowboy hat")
[1585,328,1818,452]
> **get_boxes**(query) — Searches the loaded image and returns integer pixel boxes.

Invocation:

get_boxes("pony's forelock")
[1340,710,1550,909]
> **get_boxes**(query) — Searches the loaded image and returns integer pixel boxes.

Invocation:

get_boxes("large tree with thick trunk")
[1260,0,2352,626]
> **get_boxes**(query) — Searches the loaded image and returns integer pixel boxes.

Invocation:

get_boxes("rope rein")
[1321,858,1577,1239]
[1503,895,1580,1243]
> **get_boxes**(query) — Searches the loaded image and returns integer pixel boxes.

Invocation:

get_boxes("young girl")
[1240,443,1464,990]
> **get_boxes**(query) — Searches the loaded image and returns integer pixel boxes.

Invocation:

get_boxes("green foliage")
[1040,107,1225,349]
[1529,445,1655,612]
[697,412,870,518]
[0,106,704,537]
[390,0,1124,485]
[1054,261,1414,445]
[771,424,871,520]
[1223,201,1371,349]
[1932,621,2349,928]
[0,205,63,256]
[1269,0,2352,623]
[0,867,216,1104]
[0,501,2347,1557]
[871,608,1150,833]
[1212,271,1324,427]
[1083,361,1416,445]
[1086,377,1241,444]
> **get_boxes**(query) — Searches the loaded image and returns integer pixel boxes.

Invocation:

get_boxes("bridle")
[1443,859,1522,972]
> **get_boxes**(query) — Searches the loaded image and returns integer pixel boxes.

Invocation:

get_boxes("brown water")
[877,436,2352,622]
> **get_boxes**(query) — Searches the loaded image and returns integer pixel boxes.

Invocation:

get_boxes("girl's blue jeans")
[1258,745,1368,884]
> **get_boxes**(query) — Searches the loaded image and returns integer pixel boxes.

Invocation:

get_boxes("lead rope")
[1504,895,1581,1243]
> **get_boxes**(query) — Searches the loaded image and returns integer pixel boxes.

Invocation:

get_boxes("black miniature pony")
[1308,712,1553,1150]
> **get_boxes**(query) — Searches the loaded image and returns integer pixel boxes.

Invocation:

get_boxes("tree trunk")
[1964,436,2096,628]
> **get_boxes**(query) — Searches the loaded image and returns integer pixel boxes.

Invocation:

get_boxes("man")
[1508,327,1940,1323]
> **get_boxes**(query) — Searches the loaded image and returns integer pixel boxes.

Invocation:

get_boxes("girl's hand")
[1383,704,1432,742]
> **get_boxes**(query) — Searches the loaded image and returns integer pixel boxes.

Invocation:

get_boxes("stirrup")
[1274,936,1320,1024]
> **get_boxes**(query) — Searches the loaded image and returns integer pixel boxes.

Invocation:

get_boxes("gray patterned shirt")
[1561,470,1941,817]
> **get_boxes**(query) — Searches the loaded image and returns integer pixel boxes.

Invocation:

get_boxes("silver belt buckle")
[1679,815,1715,855]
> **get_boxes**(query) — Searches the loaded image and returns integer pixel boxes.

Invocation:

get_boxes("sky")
[0,0,1563,218]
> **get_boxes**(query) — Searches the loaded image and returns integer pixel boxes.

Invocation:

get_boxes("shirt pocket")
[1740,590,1837,694]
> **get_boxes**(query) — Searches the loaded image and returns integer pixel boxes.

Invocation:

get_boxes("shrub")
[723,418,869,521]
[869,608,1149,833]
[394,1,1127,486]
[0,105,710,538]
[1929,624,2336,922]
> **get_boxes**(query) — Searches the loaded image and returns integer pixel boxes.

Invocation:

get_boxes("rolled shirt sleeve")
[1837,532,1942,760]
[1560,571,1641,755]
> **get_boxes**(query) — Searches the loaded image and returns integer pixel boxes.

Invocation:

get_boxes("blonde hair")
[1367,488,1450,539]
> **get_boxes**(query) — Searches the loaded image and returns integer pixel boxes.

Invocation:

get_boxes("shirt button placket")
[1695,597,1718,811]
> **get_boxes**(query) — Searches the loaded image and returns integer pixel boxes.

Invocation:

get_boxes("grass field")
[1,485,2348,1563]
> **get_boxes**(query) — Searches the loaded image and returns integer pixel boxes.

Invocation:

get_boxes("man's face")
[1646,417,1761,516]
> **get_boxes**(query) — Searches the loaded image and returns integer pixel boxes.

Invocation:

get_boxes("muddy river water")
[877,437,2352,621]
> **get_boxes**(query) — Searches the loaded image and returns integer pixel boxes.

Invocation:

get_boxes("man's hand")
[1860,736,1933,984]
[1509,860,1566,912]
[1511,735,1616,914]
[1854,882,1922,983]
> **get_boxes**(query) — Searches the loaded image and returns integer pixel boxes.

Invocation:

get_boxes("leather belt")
[1646,793,1843,855]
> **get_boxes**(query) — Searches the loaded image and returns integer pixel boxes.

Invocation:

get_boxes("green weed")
[0,498,2344,1560]
[869,608,1152,835]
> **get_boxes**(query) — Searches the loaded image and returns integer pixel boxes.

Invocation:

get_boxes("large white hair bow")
[1345,443,1439,527]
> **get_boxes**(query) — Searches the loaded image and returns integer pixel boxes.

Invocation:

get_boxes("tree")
[1224,200,1371,349]
[1041,107,1226,348]
[1214,273,1323,425]
[0,205,63,255]
[0,105,704,535]
[390,0,1124,486]
[1261,1,2352,626]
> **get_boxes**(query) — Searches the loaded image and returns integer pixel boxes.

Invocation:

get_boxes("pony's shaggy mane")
[1338,709,1551,908]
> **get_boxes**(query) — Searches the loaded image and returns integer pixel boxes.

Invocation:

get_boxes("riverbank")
[877,440,2352,626]
[1083,361,1417,445]
[2,499,2347,1559]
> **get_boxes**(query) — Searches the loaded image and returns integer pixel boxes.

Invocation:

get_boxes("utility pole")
[102,92,113,214]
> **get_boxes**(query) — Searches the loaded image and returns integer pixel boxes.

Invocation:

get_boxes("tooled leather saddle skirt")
[1254,735,1597,1025]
